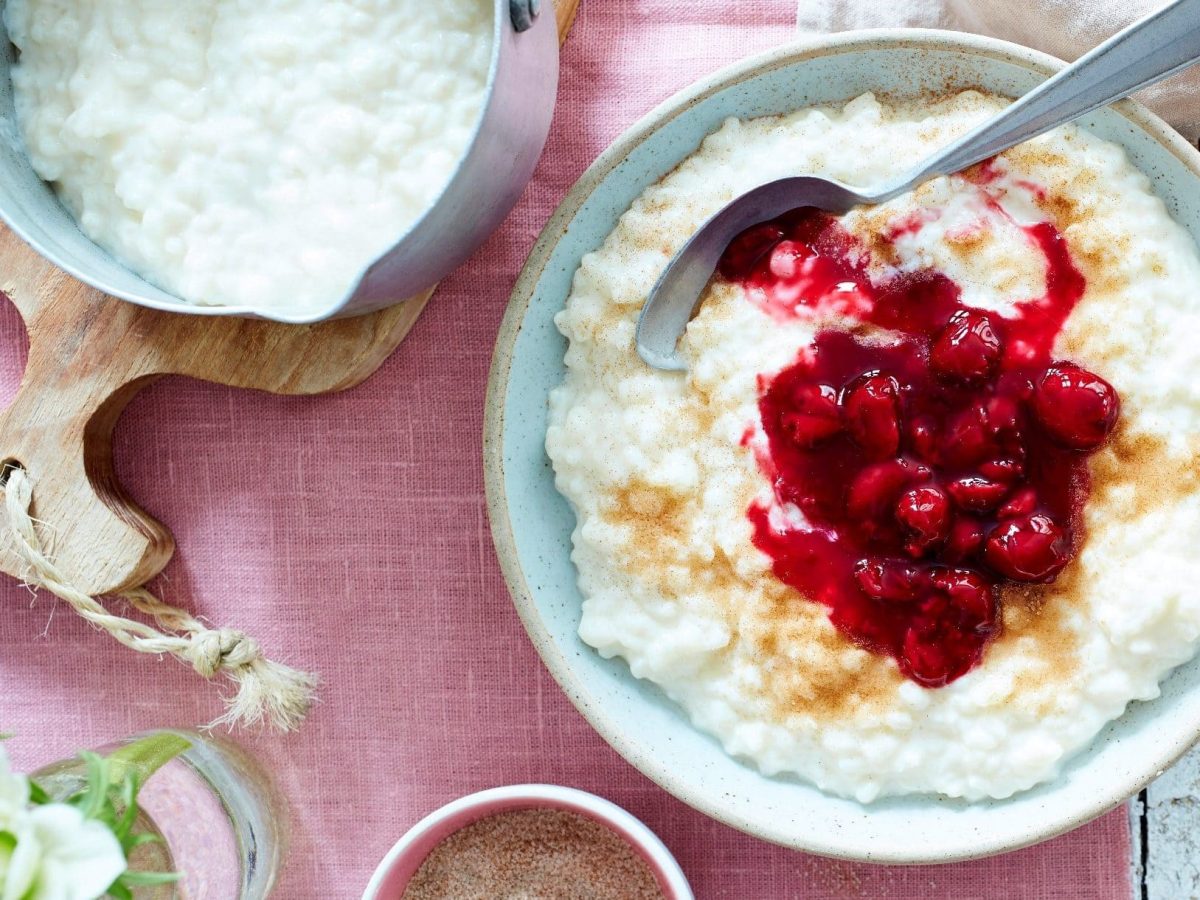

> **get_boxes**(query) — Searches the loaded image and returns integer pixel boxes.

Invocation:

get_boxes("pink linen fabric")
[0,1,1131,897]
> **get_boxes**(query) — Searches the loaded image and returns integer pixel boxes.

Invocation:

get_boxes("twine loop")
[2,465,316,731]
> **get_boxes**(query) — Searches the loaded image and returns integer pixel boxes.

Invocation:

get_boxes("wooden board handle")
[0,228,433,594]
[0,237,172,593]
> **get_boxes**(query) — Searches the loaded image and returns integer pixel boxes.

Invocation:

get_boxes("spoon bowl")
[636,176,866,370]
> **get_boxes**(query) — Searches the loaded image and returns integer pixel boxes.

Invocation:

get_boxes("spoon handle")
[879,0,1200,200]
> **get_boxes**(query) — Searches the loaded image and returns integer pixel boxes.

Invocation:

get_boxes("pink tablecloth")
[0,2,1132,897]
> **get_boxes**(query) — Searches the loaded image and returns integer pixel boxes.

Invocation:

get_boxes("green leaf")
[26,780,49,805]
[123,833,161,851]
[77,751,111,820]
[113,775,140,846]
[105,880,132,900]
[106,734,191,787]
[119,871,181,886]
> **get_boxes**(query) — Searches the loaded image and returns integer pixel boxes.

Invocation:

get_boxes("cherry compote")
[728,207,1118,687]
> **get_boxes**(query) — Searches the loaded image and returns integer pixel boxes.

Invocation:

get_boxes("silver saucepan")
[0,0,559,322]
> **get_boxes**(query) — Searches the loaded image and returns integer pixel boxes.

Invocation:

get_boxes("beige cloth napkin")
[796,0,1200,143]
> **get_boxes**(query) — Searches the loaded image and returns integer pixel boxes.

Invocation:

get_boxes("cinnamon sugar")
[401,808,667,900]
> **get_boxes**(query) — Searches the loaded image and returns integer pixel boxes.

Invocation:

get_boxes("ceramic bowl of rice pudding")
[486,30,1200,862]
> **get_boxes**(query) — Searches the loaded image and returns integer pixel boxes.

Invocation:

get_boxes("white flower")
[0,748,126,900]
[0,750,28,816]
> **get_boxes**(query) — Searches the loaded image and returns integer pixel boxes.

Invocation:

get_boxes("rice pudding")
[4,0,493,315]
[546,91,1200,801]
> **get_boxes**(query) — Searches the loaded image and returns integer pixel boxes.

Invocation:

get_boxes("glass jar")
[32,729,286,899]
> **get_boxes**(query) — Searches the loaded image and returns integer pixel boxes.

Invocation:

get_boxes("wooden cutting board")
[0,0,578,596]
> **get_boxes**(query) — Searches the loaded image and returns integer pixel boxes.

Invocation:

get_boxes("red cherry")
[983,394,1025,448]
[980,457,1025,484]
[899,569,996,686]
[717,223,784,279]
[901,626,956,687]
[843,372,902,457]
[846,458,930,529]
[984,513,1070,582]
[908,415,940,463]
[853,558,926,602]
[997,486,1038,519]
[945,517,986,563]
[946,475,1009,512]
[931,309,1003,381]
[895,485,951,556]
[930,568,996,628]
[1031,363,1120,450]
[941,403,998,467]
[779,383,842,448]
[900,618,983,687]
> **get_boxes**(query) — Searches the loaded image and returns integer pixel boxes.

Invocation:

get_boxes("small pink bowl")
[362,784,695,899]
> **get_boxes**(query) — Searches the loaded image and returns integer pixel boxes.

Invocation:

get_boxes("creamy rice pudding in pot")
[547,92,1200,801]
[4,0,494,315]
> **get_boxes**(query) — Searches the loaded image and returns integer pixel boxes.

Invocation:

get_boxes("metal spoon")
[636,0,1200,371]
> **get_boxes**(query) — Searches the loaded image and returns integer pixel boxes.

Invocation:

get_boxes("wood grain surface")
[0,0,578,595]
[556,0,580,37]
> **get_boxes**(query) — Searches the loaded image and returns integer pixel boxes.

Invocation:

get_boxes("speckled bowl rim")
[483,28,1200,864]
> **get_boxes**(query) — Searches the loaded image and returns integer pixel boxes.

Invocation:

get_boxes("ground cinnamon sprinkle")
[401,808,667,900]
